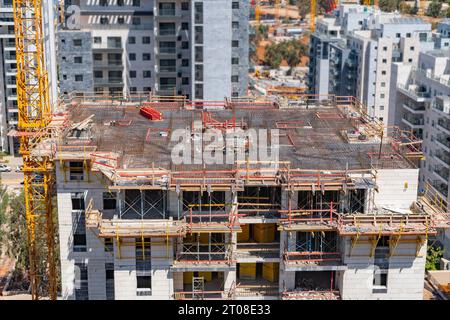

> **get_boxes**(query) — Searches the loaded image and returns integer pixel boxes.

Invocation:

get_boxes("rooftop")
[56,95,420,174]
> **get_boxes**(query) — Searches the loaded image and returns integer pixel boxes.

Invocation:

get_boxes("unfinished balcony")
[237,186,282,220]
[235,263,280,299]
[236,224,280,263]
[283,231,344,271]
[174,272,233,300]
[173,233,234,272]
[281,271,340,300]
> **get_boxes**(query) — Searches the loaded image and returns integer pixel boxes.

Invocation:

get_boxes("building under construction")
[43,93,449,300]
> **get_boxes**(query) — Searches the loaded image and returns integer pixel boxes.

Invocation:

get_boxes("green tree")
[0,185,9,255]
[426,245,444,271]
[264,43,283,69]
[5,190,29,271]
[426,0,443,18]
[378,0,401,12]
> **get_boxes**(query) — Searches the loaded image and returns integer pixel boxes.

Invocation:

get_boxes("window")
[132,17,141,25]
[410,46,415,51]
[181,2,189,10]
[143,87,151,93]
[118,17,125,24]
[129,70,136,78]
[231,75,239,83]
[396,33,400,38]
[93,37,101,44]
[381,70,386,75]
[104,238,113,252]
[94,71,103,79]
[181,59,189,67]
[381,82,386,87]
[382,59,387,63]
[94,53,102,61]
[132,0,140,6]
[117,0,124,5]
[136,238,151,295]
[372,270,388,293]
[129,53,136,61]
[128,36,136,44]
[74,263,88,300]
[232,57,239,65]
[232,40,239,47]
[72,192,86,252]
[69,161,84,181]
[73,39,82,47]
[100,17,109,24]
[232,1,239,9]
[130,87,137,93]
[100,0,108,6]
[74,56,83,64]
[75,75,83,82]
[232,21,239,29]
[406,33,411,38]
[105,263,114,300]
[181,41,189,49]
[380,94,385,99]
[382,46,387,51]
[142,53,151,61]
[182,77,189,85]
[181,22,189,30]
[142,37,151,44]
[379,105,384,110]
[71,192,85,211]
[103,192,117,210]
[143,71,151,78]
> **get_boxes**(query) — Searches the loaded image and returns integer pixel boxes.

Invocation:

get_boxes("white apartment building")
[308,4,434,126]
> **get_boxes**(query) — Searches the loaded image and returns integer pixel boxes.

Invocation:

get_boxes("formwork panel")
[239,263,257,280]
[263,263,279,283]
[254,224,276,243]
[238,224,250,242]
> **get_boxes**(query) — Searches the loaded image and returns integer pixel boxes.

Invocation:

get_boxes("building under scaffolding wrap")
[37,93,449,300]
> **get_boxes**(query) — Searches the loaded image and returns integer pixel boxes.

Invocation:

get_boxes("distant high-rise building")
[308,3,435,125]
[58,0,249,100]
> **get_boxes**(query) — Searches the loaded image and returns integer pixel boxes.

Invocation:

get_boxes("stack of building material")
[140,106,163,121]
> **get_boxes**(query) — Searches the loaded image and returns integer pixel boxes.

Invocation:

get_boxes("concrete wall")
[374,169,419,210]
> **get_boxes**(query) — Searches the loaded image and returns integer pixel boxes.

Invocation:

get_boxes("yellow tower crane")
[13,0,57,300]
[310,0,316,32]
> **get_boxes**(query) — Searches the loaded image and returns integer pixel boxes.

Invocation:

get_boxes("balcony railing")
[158,29,176,36]
[437,135,450,150]
[158,47,176,54]
[159,9,176,16]
[402,115,424,126]
[435,151,450,166]
[438,119,450,133]
[434,168,449,181]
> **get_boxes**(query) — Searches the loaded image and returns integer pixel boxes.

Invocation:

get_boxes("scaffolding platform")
[85,209,186,238]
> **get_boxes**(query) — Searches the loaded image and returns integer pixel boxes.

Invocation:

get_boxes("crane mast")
[13,0,57,300]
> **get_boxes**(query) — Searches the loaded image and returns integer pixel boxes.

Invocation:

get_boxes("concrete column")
[150,238,174,299]
[168,190,180,219]
[114,238,137,299]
